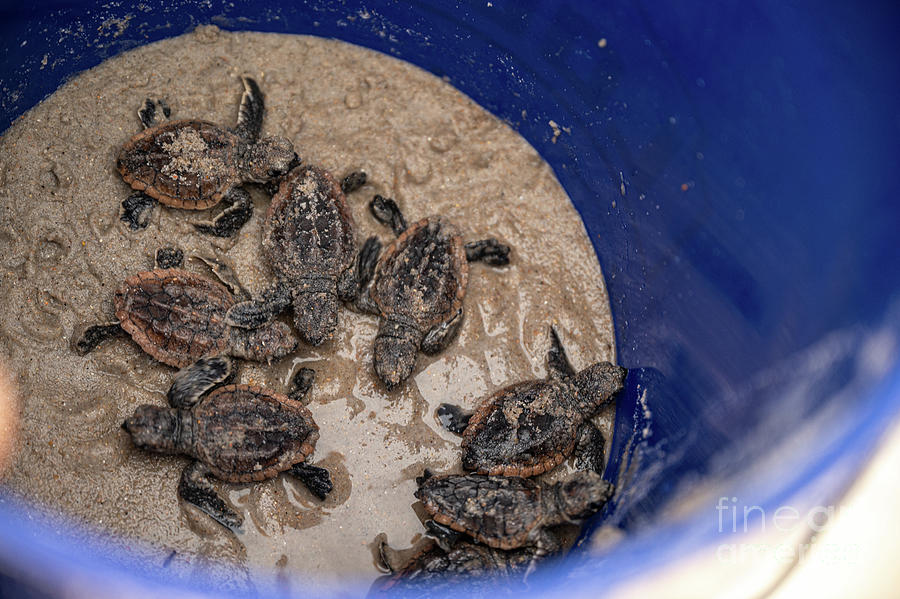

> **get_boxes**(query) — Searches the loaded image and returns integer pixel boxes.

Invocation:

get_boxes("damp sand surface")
[0,28,615,593]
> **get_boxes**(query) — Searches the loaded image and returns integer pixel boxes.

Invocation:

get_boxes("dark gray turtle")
[370,536,535,597]
[74,249,297,368]
[117,77,297,237]
[359,196,510,389]
[123,356,332,529]
[225,165,381,346]
[415,470,613,554]
[437,327,626,477]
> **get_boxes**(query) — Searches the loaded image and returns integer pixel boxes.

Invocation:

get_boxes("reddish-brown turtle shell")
[416,474,544,550]
[190,384,319,483]
[263,165,356,281]
[461,380,582,478]
[370,216,469,330]
[114,269,234,368]
[116,119,241,209]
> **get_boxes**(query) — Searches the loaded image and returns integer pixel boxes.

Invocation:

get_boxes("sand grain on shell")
[160,127,226,179]
[0,26,615,592]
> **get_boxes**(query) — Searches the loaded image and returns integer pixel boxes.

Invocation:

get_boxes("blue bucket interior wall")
[1,1,899,595]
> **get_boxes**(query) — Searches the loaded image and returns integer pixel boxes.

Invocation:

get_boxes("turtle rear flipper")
[233,76,264,143]
[121,191,157,231]
[289,462,333,500]
[73,322,125,355]
[179,461,242,530]
[193,186,253,238]
[167,356,234,409]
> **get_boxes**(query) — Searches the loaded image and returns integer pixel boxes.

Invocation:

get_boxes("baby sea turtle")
[225,165,381,346]
[123,356,331,529]
[415,470,613,555]
[359,196,510,389]
[437,327,626,477]
[371,536,533,596]
[117,77,297,237]
[74,249,297,368]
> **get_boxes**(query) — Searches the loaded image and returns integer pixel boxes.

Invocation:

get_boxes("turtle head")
[123,405,180,454]
[293,292,339,347]
[373,320,422,389]
[552,471,614,523]
[231,321,299,363]
[245,135,297,182]
[572,362,627,412]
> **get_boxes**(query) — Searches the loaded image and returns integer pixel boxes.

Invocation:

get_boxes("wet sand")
[0,27,616,592]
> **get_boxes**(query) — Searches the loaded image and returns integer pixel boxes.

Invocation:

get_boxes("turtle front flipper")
[424,519,464,552]
[73,322,125,355]
[464,238,510,266]
[233,76,264,143]
[226,279,292,328]
[377,535,411,574]
[138,98,171,129]
[287,367,316,404]
[193,186,254,238]
[289,462,333,500]
[531,527,563,558]
[547,326,576,379]
[421,308,464,355]
[191,253,250,300]
[167,356,234,409]
[435,403,472,435]
[120,191,158,231]
[179,461,243,530]
[522,528,560,581]
[370,194,408,236]
[573,422,606,475]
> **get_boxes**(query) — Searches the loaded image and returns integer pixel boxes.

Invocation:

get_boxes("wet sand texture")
[0,27,615,592]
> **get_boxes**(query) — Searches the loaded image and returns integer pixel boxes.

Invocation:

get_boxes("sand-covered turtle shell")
[117,120,242,209]
[371,216,468,330]
[460,380,585,478]
[416,474,544,550]
[114,269,234,368]
[371,540,532,595]
[189,384,319,483]
[263,165,356,282]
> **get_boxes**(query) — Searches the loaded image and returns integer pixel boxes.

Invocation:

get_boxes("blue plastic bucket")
[1,1,899,596]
